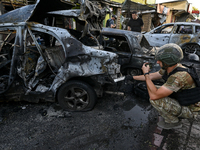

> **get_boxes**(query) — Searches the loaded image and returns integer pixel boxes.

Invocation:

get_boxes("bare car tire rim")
[57,80,97,111]
[127,68,142,76]
[183,44,200,55]
[64,87,89,110]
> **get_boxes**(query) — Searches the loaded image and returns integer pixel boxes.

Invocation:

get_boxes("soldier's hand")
[142,63,150,74]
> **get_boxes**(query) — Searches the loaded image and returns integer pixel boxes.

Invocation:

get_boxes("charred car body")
[46,10,160,76]
[99,28,160,75]
[144,22,200,56]
[0,0,123,111]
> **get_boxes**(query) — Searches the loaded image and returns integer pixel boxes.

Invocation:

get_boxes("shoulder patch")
[167,76,176,84]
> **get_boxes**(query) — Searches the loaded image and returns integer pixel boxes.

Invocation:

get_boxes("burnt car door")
[144,24,174,47]
[18,25,66,96]
[169,24,200,55]
[169,24,193,46]
[100,34,132,69]
[0,25,18,95]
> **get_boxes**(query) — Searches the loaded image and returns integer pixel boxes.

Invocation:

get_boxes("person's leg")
[150,97,194,129]
[150,97,182,123]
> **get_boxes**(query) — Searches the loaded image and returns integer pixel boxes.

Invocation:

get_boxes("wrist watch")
[144,72,149,76]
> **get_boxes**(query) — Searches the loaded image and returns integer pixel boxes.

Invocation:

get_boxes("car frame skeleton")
[0,0,123,111]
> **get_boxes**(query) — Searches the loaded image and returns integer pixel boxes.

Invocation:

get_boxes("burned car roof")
[101,28,143,42]
[0,0,74,24]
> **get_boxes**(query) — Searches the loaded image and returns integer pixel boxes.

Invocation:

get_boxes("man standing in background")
[127,11,144,32]
[106,15,117,28]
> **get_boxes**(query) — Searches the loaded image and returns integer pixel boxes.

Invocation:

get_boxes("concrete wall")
[166,11,173,23]
[142,13,152,32]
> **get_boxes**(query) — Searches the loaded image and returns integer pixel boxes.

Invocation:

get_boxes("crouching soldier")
[126,43,200,129]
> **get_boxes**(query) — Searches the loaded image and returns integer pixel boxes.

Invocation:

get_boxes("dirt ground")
[0,83,180,150]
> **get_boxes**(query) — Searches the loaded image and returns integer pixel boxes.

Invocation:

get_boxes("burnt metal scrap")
[47,0,107,43]
[79,0,106,32]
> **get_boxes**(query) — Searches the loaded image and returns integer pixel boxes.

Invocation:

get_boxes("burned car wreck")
[99,28,160,75]
[0,0,123,111]
[46,8,160,76]
[144,22,200,56]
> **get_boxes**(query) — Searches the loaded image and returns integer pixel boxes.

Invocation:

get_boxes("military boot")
[157,120,182,129]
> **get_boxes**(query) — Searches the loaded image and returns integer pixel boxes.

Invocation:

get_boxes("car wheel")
[126,68,142,76]
[182,44,200,55]
[57,80,97,111]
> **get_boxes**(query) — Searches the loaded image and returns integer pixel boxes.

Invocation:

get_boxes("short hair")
[112,15,117,19]
[132,11,137,14]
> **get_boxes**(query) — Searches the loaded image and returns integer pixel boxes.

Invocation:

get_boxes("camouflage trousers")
[150,97,194,123]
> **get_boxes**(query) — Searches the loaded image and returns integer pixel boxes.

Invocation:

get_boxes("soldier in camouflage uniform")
[150,65,200,125]
[126,43,200,129]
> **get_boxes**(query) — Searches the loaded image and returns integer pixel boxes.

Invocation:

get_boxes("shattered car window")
[176,25,192,34]
[153,25,173,34]
[102,35,131,53]
[195,26,200,33]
